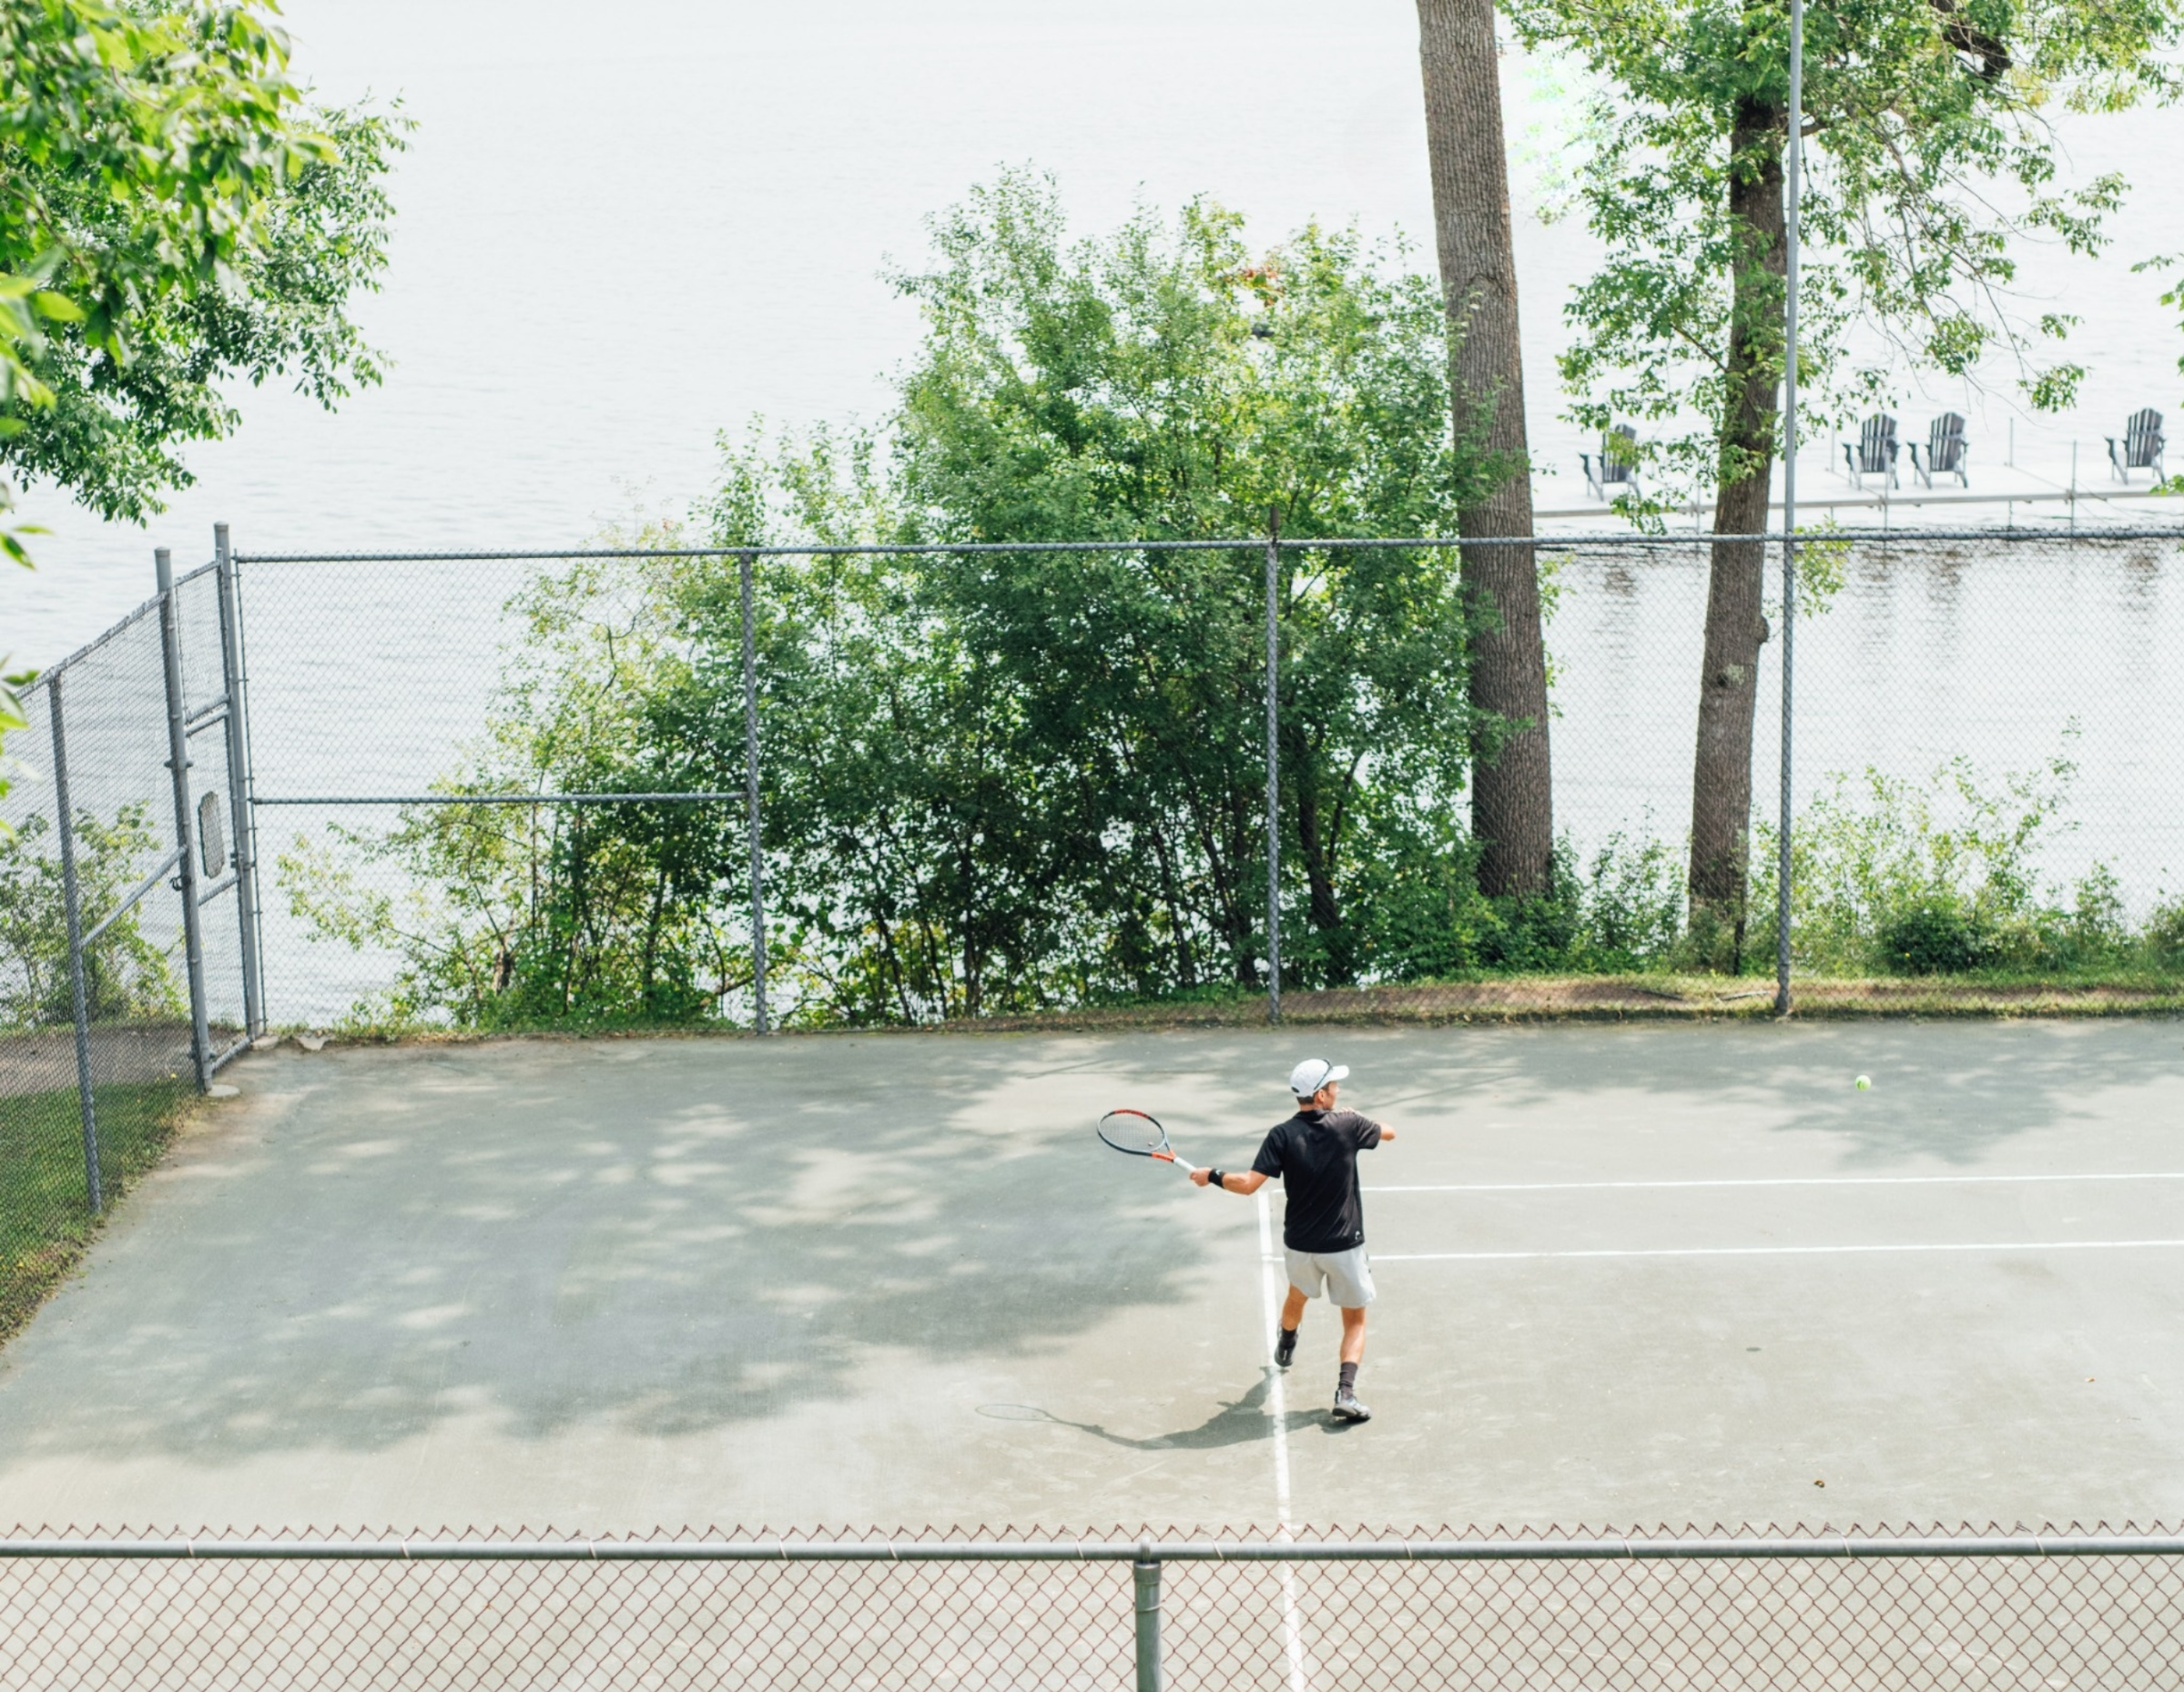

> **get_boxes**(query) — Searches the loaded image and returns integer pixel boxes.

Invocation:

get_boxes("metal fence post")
[741,550,768,1035]
[157,548,214,1090]
[215,523,265,1039]
[1265,511,1282,1025]
[1774,0,1803,1018]
[47,673,104,1214]
[1133,1545,1163,1692]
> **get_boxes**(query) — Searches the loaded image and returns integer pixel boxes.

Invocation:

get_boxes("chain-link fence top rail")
[0,1525,2180,1691]
[229,527,2184,1027]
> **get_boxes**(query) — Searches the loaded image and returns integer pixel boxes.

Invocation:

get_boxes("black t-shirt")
[1252,1108,1385,1253]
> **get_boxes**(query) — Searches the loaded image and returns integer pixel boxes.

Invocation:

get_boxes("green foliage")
[0,1,401,796]
[1759,739,2179,978]
[879,173,1499,996]
[1876,897,1990,975]
[277,542,749,1029]
[2146,897,2184,968]
[1571,829,1688,969]
[279,178,1527,1025]
[1511,0,2179,513]
[0,805,179,1028]
[0,667,28,820]
[4,95,405,523]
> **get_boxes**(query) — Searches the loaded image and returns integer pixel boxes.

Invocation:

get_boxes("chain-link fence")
[1,1526,2180,1689]
[227,525,2184,1029]
[0,540,263,1340]
[10,522,2184,1332]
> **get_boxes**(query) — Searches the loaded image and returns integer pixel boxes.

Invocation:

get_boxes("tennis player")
[1192,1058,1392,1424]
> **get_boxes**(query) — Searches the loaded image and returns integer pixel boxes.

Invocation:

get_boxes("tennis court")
[0,1019,2179,1534]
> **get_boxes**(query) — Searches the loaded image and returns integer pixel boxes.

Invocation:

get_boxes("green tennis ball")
[1854,1074,1871,1090]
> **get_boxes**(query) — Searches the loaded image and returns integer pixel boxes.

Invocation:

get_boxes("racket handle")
[1173,1159,1198,1176]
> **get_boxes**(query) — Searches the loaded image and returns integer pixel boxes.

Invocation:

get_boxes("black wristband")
[1207,1169,1224,1190]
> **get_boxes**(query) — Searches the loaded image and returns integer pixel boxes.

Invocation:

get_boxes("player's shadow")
[1024,1371,1320,1450]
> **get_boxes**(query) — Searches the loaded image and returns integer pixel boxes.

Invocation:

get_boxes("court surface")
[2,1019,2182,1533]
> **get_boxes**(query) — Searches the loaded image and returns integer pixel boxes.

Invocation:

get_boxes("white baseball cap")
[1288,1058,1349,1098]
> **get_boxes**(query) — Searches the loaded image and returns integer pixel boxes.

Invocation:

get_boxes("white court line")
[1255,1190,1295,1523]
[1377,1238,2184,1262]
[1255,1189,1308,1692]
[1368,1172,2184,1194]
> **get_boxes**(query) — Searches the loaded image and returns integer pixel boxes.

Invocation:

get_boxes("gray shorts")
[1284,1244,1376,1308]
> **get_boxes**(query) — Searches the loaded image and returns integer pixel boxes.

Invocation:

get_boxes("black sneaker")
[1332,1385,1372,1424]
[1274,1329,1297,1370]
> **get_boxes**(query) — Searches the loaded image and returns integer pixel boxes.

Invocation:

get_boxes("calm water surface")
[7,0,2180,663]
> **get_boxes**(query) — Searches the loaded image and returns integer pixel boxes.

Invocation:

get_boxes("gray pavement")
[1,1019,2181,1533]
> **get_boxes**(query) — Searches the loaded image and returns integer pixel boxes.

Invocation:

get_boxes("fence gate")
[3,528,264,1280]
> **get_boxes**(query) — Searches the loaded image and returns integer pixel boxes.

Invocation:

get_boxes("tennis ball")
[1854,1074,1872,1090]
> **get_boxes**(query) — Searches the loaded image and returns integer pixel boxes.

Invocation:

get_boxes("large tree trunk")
[1687,96,1786,966]
[1417,0,1553,900]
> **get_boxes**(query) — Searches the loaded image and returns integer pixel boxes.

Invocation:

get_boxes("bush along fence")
[7,522,2184,1304]
[227,523,2184,1033]
[0,1525,2180,1689]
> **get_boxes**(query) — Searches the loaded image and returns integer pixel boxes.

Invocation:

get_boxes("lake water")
[6,0,2182,664]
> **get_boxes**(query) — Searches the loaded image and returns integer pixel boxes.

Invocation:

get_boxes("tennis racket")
[1097,1108,1199,1175]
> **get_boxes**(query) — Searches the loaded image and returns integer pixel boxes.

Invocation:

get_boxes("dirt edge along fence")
[2,1525,2181,1689]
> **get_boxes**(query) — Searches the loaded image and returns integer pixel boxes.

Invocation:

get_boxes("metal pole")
[740,550,768,1035]
[157,548,214,1089]
[1774,0,1803,1018]
[47,673,104,1214]
[1133,1547,1163,1692]
[215,523,264,1039]
[1265,510,1282,1025]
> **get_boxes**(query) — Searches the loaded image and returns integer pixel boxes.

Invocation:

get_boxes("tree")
[3,98,401,524]
[0,0,401,808]
[291,179,1521,1026]
[1417,0,1555,902]
[1508,0,2179,958]
[885,174,1505,989]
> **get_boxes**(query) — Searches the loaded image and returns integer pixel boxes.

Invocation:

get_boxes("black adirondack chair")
[1843,414,1900,489]
[2107,410,2166,482]
[1908,413,1968,489]
[1581,424,1641,500]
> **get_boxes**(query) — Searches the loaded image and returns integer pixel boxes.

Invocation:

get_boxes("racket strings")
[1098,1109,1170,1155]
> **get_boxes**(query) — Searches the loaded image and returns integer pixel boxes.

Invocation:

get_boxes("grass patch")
[0,1077,194,1347]
[285,967,2184,1046]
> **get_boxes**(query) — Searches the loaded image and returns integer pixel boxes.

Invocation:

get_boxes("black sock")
[1338,1361,1358,1393]
[1280,1326,1298,1343]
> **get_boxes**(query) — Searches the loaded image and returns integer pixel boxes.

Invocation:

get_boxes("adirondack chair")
[1581,424,1641,500]
[2107,410,2166,482]
[1842,414,1900,489]
[1908,413,1968,489]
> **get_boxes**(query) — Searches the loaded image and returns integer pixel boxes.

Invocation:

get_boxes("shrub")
[2145,898,2184,971]
[1877,897,1991,975]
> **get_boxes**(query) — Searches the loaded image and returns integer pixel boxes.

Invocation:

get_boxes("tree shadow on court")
[1394,1019,2184,1168]
[1,1019,2171,1505]
[992,1370,1321,1451]
[0,1033,1278,1476]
